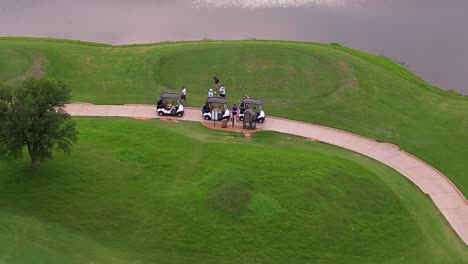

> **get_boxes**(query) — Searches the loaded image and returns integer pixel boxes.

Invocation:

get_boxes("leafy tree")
[0,78,78,168]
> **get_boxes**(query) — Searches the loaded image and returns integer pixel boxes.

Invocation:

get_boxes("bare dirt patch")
[324,60,359,101]
[160,118,180,123]
[132,117,152,120]
[243,132,252,139]
[79,55,94,66]
[200,121,260,139]
[7,54,47,84]
[337,60,358,92]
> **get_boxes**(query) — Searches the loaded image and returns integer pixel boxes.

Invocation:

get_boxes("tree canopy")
[0,78,77,167]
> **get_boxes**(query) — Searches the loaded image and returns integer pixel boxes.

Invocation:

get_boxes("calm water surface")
[1,0,467,94]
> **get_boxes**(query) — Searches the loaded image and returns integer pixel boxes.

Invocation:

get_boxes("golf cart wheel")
[177,112,183,117]
[204,115,210,120]
[158,111,164,116]
[258,118,264,123]
[239,116,244,121]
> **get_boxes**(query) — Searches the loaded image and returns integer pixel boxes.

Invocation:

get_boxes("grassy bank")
[0,118,466,263]
[1,38,466,197]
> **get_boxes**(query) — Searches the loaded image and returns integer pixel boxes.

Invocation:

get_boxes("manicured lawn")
[0,48,31,82]
[0,118,466,263]
[0,38,466,198]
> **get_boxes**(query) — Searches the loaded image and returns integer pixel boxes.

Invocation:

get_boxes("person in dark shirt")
[213,77,221,90]
[202,102,210,113]
[232,104,238,121]
[157,98,163,109]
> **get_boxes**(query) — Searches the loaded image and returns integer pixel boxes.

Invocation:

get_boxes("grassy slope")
[1,38,466,197]
[0,48,31,82]
[0,118,466,263]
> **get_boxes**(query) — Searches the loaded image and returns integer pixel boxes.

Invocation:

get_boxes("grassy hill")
[0,118,466,263]
[0,37,466,198]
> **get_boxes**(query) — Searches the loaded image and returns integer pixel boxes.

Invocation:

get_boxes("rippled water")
[191,0,364,8]
[0,0,467,94]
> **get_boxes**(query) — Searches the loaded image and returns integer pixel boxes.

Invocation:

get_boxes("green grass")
[0,118,466,263]
[0,48,31,82]
[0,38,467,197]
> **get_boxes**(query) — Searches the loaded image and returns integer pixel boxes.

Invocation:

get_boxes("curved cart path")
[65,102,468,245]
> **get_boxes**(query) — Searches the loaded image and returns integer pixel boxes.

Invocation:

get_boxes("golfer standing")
[219,85,226,98]
[232,104,238,121]
[208,88,214,97]
[213,77,220,88]
[181,86,187,104]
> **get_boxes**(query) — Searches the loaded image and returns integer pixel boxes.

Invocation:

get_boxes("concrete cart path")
[65,102,468,245]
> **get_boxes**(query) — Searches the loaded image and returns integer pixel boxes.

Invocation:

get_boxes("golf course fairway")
[1,37,467,199]
[0,118,466,263]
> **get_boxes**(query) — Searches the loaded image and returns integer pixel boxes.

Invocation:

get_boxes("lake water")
[1,0,467,95]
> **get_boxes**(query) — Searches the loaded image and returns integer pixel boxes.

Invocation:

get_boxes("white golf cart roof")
[242,98,263,105]
[207,97,228,104]
[160,92,181,99]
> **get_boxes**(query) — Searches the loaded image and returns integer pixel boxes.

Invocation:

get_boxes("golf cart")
[201,97,230,121]
[156,92,184,117]
[239,98,266,123]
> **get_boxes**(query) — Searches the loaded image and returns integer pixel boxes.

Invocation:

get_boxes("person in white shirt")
[180,86,187,103]
[219,85,226,97]
[208,88,214,97]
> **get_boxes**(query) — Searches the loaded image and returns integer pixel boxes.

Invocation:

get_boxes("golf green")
[1,37,466,198]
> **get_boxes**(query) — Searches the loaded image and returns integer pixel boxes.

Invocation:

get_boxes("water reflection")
[190,0,364,8]
[0,0,467,94]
